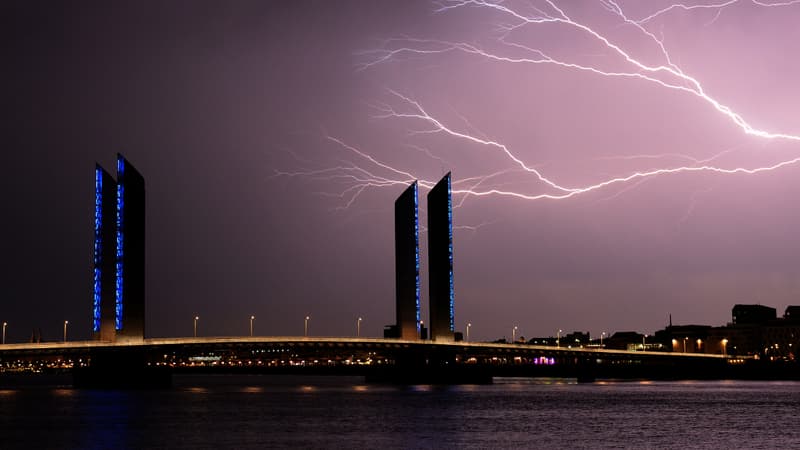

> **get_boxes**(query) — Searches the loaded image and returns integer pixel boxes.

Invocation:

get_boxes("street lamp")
[512,326,518,343]
[672,339,678,352]
[194,316,199,338]
[683,337,688,353]
[250,315,255,337]
[600,331,606,348]
[696,338,702,353]
[722,338,728,357]
[2,322,7,345]
[304,316,310,337]
[63,320,69,342]
[357,317,362,337]
[557,329,562,347]
[466,322,472,342]
[642,334,648,352]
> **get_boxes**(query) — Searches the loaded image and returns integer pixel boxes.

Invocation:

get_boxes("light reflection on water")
[0,377,798,449]
[241,386,264,393]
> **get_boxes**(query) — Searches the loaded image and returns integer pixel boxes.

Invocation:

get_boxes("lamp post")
[466,323,471,342]
[63,320,69,342]
[194,316,199,338]
[722,338,728,357]
[672,339,678,352]
[683,337,688,353]
[557,329,562,347]
[512,326,518,343]
[600,331,606,348]
[357,317,362,337]
[250,315,255,337]
[642,334,648,352]
[2,322,6,345]
[696,338,702,353]
[304,316,310,337]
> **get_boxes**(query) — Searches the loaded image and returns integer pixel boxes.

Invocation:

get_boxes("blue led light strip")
[115,159,125,330]
[413,181,421,331]
[447,174,454,332]
[92,169,102,332]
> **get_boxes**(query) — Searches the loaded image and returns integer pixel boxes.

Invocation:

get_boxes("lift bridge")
[0,162,752,387]
[0,337,741,387]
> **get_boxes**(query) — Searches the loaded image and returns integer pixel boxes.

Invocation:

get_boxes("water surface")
[1,376,798,449]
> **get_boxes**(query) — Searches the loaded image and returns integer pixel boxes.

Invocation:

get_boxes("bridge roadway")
[0,336,743,385]
[0,335,728,361]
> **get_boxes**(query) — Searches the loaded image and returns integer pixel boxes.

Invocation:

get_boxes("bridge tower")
[113,154,146,343]
[394,181,421,340]
[92,165,118,342]
[428,172,454,342]
[91,154,146,343]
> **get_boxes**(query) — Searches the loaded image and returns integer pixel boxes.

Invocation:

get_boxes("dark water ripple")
[1,376,798,449]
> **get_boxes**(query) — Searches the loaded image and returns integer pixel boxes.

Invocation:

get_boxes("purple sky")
[4,0,800,342]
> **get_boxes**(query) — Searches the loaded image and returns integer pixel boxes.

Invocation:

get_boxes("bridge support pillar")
[576,357,597,383]
[73,347,171,388]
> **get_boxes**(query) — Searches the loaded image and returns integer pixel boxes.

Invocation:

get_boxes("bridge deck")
[0,336,730,359]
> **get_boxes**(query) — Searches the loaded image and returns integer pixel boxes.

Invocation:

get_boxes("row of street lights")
[507,327,617,348]
[511,326,564,346]
[2,318,732,355]
[190,315,364,338]
[0,317,472,344]
[671,337,718,354]
[195,315,260,338]
[187,316,480,340]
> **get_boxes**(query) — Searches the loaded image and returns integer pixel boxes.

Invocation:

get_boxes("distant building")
[563,331,590,347]
[427,173,454,342]
[394,181,420,340]
[604,331,644,351]
[653,325,711,353]
[704,304,800,359]
[114,154,146,342]
[732,304,776,325]
[527,337,557,346]
[784,306,800,322]
[92,165,117,341]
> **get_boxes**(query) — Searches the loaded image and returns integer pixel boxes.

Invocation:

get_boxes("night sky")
[4,1,800,343]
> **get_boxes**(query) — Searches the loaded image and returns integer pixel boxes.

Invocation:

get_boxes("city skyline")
[4,1,800,342]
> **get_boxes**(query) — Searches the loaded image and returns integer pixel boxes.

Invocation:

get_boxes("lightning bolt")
[278,0,800,210]
[364,0,800,141]
[634,0,800,25]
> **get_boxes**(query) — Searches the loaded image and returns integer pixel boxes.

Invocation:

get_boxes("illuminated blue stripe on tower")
[115,157,125,330]
[446,174,454,332]
[92,168,103,332]
[414,181,421,331]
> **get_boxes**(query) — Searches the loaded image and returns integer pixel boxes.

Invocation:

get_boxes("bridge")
[0,161,771,387]
[0,336,751,387]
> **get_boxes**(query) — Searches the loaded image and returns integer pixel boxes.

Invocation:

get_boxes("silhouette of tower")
[395,181,420,340]
[428,173,454,342]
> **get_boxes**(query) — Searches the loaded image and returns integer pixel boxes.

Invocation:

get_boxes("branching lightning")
[277,0,800,213]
